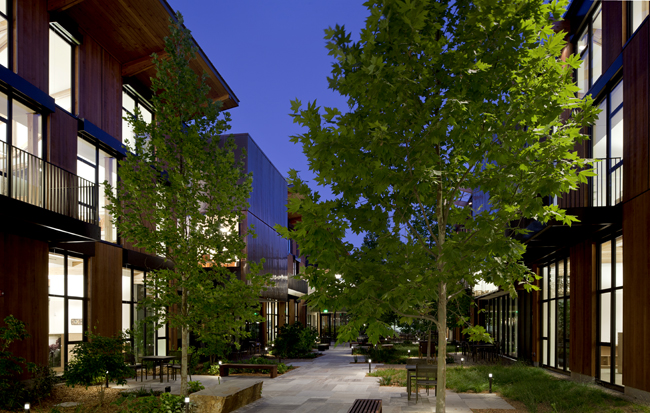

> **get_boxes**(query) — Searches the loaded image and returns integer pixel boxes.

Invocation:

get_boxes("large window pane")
[550,301,556,367]
[549,264,556,299]
[49,29,72,112]
[591,7,602,83]
[48,253,65,295]
[577,50,589,99]
[48,296,64,372]
[601,241,612,289]
[558,260,565,297]
[99,149,117,242]
[615,288,623,386]
[615,236,623,287]
[543,302,548,338]
[67,256,84,297]
[0,15,8,68]
[13,100,42,157]
[68,299,84,342]
[122,269,131,301]
[600,292,611,343]
[122,303,130,333]
[631,2,650,34]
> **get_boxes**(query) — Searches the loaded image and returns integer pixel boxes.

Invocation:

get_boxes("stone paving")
[112,344,515,412]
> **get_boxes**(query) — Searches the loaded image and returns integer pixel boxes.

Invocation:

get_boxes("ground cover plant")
[369,364,650,413]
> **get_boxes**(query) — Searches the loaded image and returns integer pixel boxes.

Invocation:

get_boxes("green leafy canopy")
[275,1,598,411]
[105,13,269,396]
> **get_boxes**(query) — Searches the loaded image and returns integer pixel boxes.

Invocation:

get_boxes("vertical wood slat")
[569,239,596,377]
[602,1,624,72]
[87,242,122,337]
[623,18,649,202]
[622,192,649,391]
[15,0,49,91]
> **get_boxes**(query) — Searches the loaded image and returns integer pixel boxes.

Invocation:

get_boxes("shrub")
[208,364,220,375]
[272,322,318,358]
[63,330,133,405]
[231,357,290,374]
[188,381,205,394]
[0,315,36,410]
[27,364,57,403]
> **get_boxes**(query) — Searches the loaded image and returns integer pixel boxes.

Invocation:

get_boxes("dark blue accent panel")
[79,118,127,156]
[0,65,56,113]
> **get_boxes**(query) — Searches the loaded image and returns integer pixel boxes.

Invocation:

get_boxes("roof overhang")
[50,0,239,109]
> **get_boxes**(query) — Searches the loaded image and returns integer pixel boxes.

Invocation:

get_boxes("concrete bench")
[348,399,382,412]
[189,379,262,413]
[219,363,278,378]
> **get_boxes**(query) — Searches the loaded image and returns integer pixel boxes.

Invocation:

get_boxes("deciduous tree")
[106,14,267,396]
[276,1,597,410]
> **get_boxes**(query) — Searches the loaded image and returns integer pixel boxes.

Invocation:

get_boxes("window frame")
[48,25,77,114]
[575,2,603,98]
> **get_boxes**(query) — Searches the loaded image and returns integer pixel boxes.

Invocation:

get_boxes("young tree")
[106,14,267,396]
[276,1,598,411]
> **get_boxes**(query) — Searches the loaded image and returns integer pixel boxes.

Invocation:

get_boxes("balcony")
[0,141,99,240]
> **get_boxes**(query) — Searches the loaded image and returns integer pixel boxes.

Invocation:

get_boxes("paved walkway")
[112,344,515,412]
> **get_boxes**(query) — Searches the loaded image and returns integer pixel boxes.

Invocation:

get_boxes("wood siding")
[15,0,49,92]
[569,239,596,377]
[622,192,650,392]
[78,34,122,139]
[623,19,649,202]
[603,1,623,71]
[49,108,78,172]
[87,242,122,337]
[0,233,49,370]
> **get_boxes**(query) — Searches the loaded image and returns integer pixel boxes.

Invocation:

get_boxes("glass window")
[576,6,603,98]
[49,29,73,112]
[48,251,86,372]
[630,2,650,35]
[541,258,570,372]
[0,1,10,68]
[13,100,42,157]
[122,89,153,145]
[598,236,623,386]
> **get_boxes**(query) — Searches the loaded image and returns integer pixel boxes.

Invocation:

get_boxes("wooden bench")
[219,363,278,378]
[348,399,382,413]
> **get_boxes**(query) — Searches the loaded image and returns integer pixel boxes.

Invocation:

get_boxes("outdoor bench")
[219,363,278,378]
[348,399,382,413]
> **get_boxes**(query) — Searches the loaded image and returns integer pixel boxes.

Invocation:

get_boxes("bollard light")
[461,357,464,368]
[369,359,372,373]
[456,345,459,354]
[24,403,30,413]
[489,373,493,393]
[185,397,190,413]
[219,360,222,365]
[106,370,109,388]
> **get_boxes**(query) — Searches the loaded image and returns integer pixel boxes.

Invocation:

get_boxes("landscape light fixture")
[461,357,464,368]
[369,359,372,373]
[184,397,190,413]
[219,360,222,365]
[489,373,493,393]
[24,404,30,413]
[106,370,109,388]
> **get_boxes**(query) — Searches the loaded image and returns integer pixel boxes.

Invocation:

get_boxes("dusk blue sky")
[167,0,368,248]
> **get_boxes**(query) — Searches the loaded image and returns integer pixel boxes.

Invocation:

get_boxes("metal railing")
[591,157,622,207]
[0,140,97,225]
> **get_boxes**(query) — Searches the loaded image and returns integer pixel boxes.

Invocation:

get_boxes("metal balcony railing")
[591,157,622,207]
[0,141,97,225]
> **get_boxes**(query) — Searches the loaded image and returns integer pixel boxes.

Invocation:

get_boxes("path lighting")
[219,360,222,365]
[165,386,171,393]
[456,345,459,354]
[335,274,341,279]
[184,397,190,413]
[105,370,109,388]
[24,403,30,413]
[489,373,493,393]
[461,357,464,368]
[369,359,372,373]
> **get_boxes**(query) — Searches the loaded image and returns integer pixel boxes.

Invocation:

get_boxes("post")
[106,370,109,388]
[489,373,493,393]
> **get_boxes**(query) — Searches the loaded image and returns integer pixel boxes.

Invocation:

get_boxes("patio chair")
[125,353,145,381]
[168,350,193,381]
[415,364,437,403]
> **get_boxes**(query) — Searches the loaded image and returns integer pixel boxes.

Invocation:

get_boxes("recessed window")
[122,88,153,145]
[77,137,118,242]
[49,28,74,112]
[0,0,9,68]
[576,5,602,98]
[629,1,650,36]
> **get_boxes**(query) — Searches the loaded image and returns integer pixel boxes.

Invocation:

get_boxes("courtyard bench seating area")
[219,363,278,378]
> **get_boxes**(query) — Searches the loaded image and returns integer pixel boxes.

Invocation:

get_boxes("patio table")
[140,355,176,383]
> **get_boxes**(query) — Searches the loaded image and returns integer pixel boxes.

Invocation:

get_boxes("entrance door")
[320,314,331,342]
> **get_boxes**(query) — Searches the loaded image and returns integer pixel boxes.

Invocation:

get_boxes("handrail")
[591,157,622,207]
[0,140,98,225]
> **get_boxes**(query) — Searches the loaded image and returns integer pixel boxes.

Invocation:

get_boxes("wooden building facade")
[473,0,650,401]
[0,0,302,373]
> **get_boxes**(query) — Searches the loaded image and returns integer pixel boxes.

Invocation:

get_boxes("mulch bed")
[1,384,124,413]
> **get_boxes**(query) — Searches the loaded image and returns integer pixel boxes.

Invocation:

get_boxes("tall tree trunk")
[181,286,188,397]
[427,328,432,363]
[436,282,447,413]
